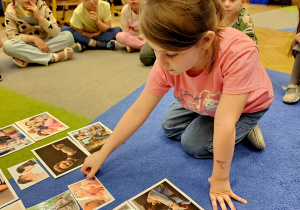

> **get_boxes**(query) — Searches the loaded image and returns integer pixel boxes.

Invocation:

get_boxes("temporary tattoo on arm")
[216,160,226,169]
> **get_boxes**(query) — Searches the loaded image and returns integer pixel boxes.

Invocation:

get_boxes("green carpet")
[0,86,92,179]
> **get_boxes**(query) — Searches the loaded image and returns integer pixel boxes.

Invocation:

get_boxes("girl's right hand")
[33,37,51,53]
[81,151,104,179]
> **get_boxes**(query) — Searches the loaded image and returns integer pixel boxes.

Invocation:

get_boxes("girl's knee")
[180,133,213,158]
[61,31,74,45]
[3,40,17,55]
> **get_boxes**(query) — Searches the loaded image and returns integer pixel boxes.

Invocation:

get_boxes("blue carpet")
[8,69,300,210]
[278,27,296,32]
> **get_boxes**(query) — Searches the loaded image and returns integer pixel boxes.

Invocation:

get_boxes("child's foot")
[246,125,265,150]
[126,46,134,53]
[12,58,29,68]
[51,47,74,63]
[71,42,86,53]
[282,84,300,103]
[105,40,116,50]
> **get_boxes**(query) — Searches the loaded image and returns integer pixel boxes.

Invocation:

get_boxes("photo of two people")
[7,158,49,190]
[32,137,89,178]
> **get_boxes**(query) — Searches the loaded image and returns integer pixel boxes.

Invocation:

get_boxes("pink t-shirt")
[146,27,274,117]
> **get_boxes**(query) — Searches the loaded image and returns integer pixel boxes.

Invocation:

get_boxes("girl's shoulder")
[5,3,17,18]
[219,27,257,54]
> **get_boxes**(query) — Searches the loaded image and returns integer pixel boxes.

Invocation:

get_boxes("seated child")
[220,0,257,44]
[62,0,122,51]
[116,0,146,53]
[3,0,74,68]
[282,18,300,103]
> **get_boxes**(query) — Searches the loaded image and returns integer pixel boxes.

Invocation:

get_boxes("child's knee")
[180,133,213,158]
[61,31,75,45]
[3,40,17,55]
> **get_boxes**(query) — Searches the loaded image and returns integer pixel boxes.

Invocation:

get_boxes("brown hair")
[140,0,224,72]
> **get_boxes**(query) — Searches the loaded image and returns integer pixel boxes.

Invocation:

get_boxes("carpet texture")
[5,69,300,210]
[251,5,298,30]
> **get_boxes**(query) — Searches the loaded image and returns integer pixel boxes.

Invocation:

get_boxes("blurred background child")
[220,0,257,44]
[62,0,122,51]
[3,0,74,67]
[282,4,300,104]
[116,0,146,53]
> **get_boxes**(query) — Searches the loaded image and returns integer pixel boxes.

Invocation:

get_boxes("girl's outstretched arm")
[209,93,249,210]
[81,88,163,179]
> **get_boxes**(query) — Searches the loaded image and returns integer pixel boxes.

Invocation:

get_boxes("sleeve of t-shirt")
[222,45,263,94]
[101,2,111,22]
[70,11,83,29]
[145,61,172,96]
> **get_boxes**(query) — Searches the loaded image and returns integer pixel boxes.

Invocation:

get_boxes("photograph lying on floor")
[0,169,19,209]
[68,121,112,154]
[1,200,26,210]
[113,201,135,210]
[27,190,80,210]
[0,124,34,158]
[7,158,49,190]
[129,178,204,210]
[32,137,89,178]
[68,177,115,210]
[15,112,69,141]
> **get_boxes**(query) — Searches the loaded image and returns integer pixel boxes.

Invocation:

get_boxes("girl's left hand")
[208,177,247,210]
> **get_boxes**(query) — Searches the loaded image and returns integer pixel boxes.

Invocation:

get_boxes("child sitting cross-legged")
[62,0,122,52]
[116,0,146,53]
[3,0,74,67]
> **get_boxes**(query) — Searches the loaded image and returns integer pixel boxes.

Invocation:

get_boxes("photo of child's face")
[82,0,98,11]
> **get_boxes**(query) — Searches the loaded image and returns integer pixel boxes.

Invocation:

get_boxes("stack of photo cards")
[26,190,80,210]
[68,121,112,155]
[126,178,204,210]
[15,112,69,142]
[32,137,89,178]
[0,169,19,209]
[7,158,49,190]
[68,177,115,210]
[0,124,34,158]
[1,200,26,210]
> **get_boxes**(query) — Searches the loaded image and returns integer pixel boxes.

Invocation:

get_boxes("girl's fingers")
[229,192,247,204]
[223,195,236,210]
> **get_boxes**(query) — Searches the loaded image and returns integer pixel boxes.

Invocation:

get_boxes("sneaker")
[282,84,300,104]
[106,40,116,50]
[126,46,134,53]
[246,125,265,150]
[71,42,86,53]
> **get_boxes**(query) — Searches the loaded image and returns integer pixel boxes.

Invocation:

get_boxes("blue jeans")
[161,102,269,158]
[61,26,122,47]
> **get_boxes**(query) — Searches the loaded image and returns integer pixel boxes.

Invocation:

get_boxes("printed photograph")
[129,179,204,210]
[27,190,80,210]
[68,177,115,210]
[0,169,19,209]
[15,112,69,141]
[113,201,135,210]
[68,122,112,154]
[7,158,49,190]
[0,124,34,158]
[1,200,26,210]
[32,137,89,178]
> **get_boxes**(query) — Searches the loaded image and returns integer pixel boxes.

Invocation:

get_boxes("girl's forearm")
[211,123,235,180]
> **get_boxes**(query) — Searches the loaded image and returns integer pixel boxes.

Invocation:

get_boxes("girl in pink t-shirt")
[81,0,273,209]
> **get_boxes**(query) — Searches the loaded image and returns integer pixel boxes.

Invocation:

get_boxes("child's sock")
[95,40,115,50]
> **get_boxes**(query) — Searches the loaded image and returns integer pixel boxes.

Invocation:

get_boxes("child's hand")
[26,0,41,19]
[208,177,247,210]
[90,8,99,23]
[33,36,51,53]
[81,151,104,179]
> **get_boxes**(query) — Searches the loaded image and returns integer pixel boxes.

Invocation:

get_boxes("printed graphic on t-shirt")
[175,89,221,116]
